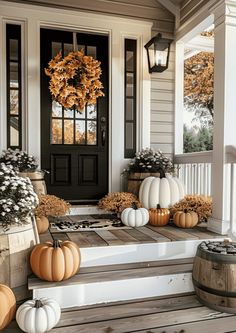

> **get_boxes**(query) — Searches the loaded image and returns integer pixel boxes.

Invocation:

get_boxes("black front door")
[40,29,109,202]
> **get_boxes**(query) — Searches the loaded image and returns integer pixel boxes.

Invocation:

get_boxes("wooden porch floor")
[41,214,222,246]
[5,293,236,333]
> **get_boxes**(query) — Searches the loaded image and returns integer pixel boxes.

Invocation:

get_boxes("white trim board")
[33,273,193,308]
[0,1,152,193]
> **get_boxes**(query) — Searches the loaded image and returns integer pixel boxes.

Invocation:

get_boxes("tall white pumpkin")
[139,176,185,209]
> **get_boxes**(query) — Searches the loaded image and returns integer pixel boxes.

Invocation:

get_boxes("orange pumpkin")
[0,284,16,330]
[173,209,198,228]
[30,240,81,282]
[36,216,49,234]
[149,204,170,226]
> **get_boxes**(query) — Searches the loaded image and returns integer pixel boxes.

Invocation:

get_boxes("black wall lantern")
[144,33,173,73]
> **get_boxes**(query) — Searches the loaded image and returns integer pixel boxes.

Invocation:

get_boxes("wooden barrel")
[18,170,47,196]
[193,241,236,314]
[127,172,160,196]
[0,218,39,288]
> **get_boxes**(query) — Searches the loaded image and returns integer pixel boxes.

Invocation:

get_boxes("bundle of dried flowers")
[45,50,104,111]
[170,195,212,223]
[98,192,141,213]
[35,194,71,217]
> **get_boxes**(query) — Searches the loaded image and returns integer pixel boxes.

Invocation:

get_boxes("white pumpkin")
[139,175,185,209]
[16,298,61,333]
[121,204,149,227]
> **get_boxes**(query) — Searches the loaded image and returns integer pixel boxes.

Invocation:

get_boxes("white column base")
[207,217,229,235]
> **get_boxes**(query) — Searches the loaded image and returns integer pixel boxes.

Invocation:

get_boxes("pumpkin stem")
[53,239,61,248]
[35,299,43,308]
[159,169,166,179]
[156,204,161,209]
[131,202,138,210]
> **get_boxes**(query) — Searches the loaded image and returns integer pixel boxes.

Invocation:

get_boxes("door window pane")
[87,121,97,145]
[125,123,133,150]
[125,99,133,121]
[64,108,74,118]
[75,120,86,144]
[10,62,19,87]
[126,73,134,97]
[87,46,97,58]
[52,100,62,117]
[64,43,73,56]
[52,119,62,144]
[87,104,97,119]
[10,90,19,114]
[10,39,18,61]
[75,109,85,118]
[52,42,62,57]
[64,119,74,144]
[10,116,19,146]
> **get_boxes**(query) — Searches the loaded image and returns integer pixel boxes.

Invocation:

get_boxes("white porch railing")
[174,147,236,237]
[174,151,212,196]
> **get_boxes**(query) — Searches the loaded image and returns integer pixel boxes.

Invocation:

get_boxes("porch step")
[28,258,194,308]
[5,293,236,333]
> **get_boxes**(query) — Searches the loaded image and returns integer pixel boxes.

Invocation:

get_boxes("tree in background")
[183,125,213,153]
[184,50,214,152]
[184,51,214,124]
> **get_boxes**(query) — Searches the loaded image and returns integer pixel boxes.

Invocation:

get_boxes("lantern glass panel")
[155,47,168,66]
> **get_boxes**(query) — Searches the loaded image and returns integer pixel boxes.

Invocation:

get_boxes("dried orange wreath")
[45,50,104,111]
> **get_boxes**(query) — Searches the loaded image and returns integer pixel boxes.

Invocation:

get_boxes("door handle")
[100,117,106,146]
[101,128,106,146]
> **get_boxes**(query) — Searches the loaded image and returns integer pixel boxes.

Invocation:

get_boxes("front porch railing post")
[208,0,236,234]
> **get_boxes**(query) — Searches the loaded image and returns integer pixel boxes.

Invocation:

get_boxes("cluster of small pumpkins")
[121,204,198,229]
[121,175,199,229]
[0,239,81,332]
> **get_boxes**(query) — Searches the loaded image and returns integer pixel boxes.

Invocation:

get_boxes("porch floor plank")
[95,230,126,245]
[4,294,236,333]
[124,228,158,243]
[137,226,171,242]
[147,225,199,241]
[66,231,108,247]
[109,229,141,244]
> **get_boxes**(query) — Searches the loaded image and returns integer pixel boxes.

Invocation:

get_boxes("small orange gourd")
[0,284,16,330]
[149,204,170,226]
[30,240,81,282]
[173,209,198,228]
[35,216,49,234]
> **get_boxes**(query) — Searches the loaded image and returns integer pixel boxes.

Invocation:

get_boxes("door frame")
[0,1,152,193]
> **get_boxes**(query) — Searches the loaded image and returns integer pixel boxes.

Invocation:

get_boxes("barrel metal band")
[193,277,236,298]
[197,247,236,263]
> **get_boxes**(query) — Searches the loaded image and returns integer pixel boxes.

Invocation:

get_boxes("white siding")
[180,0,208,26]
[150,47,175,158]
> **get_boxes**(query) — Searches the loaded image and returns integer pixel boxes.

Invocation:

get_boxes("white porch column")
[208,0,236,234]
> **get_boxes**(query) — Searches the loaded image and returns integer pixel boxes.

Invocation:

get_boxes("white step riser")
[80,238,225,267]
[33,273,194,309]
[68,206,108,215]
